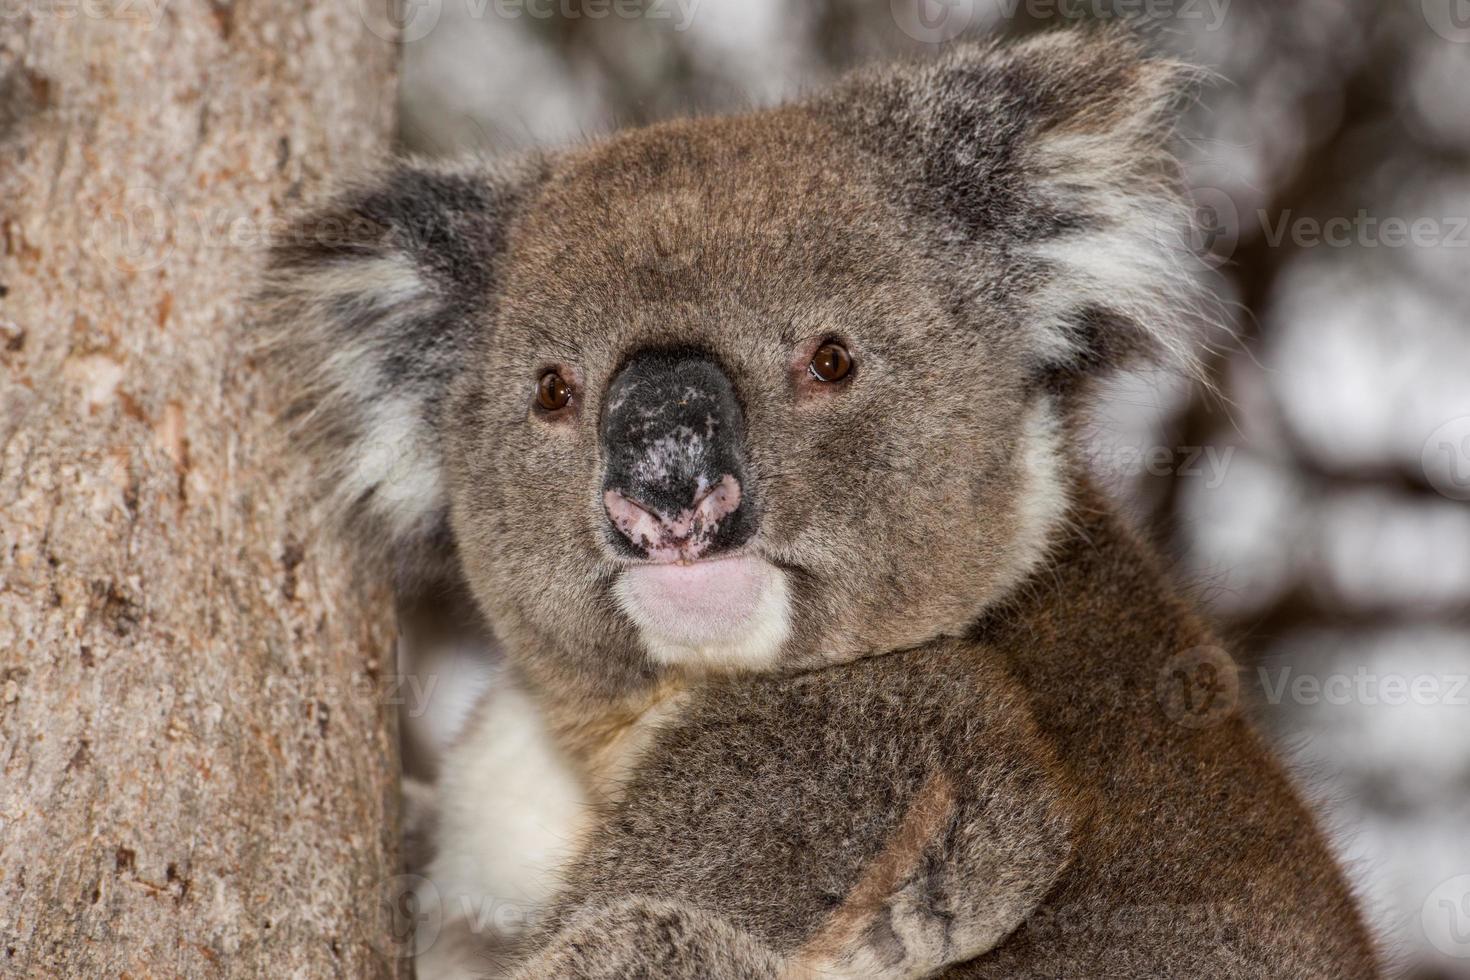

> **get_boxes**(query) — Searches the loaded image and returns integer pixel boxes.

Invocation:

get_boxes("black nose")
[599,348,756,561]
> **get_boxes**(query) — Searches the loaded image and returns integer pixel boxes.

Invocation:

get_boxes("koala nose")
[600,348,756,562]
[604,475,742,562]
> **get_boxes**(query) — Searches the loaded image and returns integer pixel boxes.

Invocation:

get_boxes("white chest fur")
[416,674,683,979]
[417,679,591,980]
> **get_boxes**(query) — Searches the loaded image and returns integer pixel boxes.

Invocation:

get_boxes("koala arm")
[513,821,1065,980]
[510,898,787,980]
[513,640,1080,980]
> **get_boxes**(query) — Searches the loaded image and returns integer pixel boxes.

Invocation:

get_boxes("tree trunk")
[0,3,406,976]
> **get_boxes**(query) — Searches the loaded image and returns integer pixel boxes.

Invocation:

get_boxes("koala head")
[260,30,1204,697]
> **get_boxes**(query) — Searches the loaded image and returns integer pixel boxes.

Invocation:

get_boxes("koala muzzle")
[600,349,756,563]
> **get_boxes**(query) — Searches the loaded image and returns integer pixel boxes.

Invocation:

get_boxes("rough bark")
[0,2,406,976]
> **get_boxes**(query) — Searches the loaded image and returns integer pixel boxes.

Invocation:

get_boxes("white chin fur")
[614,559,792,674]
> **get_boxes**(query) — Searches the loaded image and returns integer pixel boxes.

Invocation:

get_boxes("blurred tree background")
[392,1,1470,975]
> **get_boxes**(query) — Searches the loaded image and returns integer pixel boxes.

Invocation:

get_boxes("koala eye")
[536,371,573,412]
[808,342,853,383]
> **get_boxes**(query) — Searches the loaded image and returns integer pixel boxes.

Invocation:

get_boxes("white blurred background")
[389,2,1470,975]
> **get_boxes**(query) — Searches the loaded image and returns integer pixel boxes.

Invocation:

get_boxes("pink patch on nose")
[604,475,741,562]
[603,490,668,555]
[620,556,770,647]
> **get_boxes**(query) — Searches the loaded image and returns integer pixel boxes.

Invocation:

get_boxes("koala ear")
[823,29,1209,381]
[255,156,544,590]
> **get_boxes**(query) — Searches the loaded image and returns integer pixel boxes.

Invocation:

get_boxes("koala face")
[446,110,1064,677]
[260,30,1203,693]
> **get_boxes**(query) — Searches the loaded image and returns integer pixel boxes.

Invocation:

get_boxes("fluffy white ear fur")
[833,29,1216,382]
[260,252,445,538]
[254,157,541,583]
[1014,34,1212,377]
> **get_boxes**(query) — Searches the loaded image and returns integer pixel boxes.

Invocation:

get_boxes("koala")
[259,29,1380,980]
